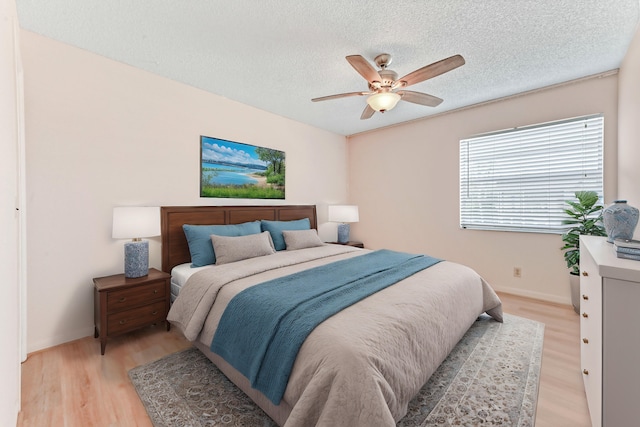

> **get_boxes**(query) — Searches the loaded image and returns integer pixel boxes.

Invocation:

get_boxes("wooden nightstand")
[93,268,171,355]
[328,241,364,248]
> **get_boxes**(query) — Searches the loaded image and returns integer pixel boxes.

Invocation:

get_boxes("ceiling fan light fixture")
[366,92,401,113]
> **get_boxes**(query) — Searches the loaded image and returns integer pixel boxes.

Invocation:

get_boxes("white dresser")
[579,236,640,427]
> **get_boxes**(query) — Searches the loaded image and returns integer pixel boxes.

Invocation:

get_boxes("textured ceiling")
[15,0,640,136]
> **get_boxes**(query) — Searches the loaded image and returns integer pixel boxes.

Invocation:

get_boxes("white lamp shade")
[328,205,359,223]
[366,92,401,112]
[112,206,161,239]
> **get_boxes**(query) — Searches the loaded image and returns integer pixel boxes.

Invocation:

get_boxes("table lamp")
[328,205,359,244]
[112,206,161,278]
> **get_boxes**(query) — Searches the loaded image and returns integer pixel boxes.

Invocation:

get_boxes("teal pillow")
[261,218,311,251]
[183,221,261,267]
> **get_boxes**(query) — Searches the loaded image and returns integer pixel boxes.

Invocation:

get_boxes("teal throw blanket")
[210,249,442,404]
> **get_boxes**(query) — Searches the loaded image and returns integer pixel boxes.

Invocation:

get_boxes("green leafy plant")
[561,191,607,275]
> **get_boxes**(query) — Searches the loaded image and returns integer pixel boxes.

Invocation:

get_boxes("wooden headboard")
[160,205,318,273]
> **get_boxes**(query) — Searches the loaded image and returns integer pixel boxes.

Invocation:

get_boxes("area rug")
[129,313,543,426]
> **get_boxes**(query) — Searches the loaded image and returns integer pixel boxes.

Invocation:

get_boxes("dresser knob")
[582,294,589,300]
[119,320,126,325]
[582,271,589,276]
[582,338,589,344]
[583,369,589,375]
[119,297,126,302]
[582,312,589,318]
[152,311,158,315]
[154,289,158,294]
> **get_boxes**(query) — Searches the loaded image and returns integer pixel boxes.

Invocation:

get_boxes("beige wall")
[21,30,349,353]
[348,74,619,304]
[1,0,22,423]
[20,21,640,353]
[618,23,640,238]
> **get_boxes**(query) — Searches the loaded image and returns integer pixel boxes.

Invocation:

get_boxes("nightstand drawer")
[107,281,166,312]
[107,301,166,335]
[94,268,171,354]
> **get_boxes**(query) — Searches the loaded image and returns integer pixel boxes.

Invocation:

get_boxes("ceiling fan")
[312,53,465,120]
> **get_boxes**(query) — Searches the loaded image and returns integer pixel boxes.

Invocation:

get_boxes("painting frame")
[200,135,286,199]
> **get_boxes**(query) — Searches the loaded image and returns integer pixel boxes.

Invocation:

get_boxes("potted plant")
[561,191,607,313]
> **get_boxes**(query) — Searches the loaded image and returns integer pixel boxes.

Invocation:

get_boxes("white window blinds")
[460,114,603,233]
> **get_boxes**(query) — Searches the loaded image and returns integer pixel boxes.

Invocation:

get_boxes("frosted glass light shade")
[328,205,359,223]
[366,92,401,112]
[112,207,161,239]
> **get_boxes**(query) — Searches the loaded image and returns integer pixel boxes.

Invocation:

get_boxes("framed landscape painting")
[200,136,286,199]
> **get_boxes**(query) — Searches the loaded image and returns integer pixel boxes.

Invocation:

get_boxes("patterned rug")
[129,313,543,426]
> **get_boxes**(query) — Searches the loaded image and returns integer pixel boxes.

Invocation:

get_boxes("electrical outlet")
[514,267,522,278]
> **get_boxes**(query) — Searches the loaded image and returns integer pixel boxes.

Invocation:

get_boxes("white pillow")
[282,229,325,250]
[211,231,275,265]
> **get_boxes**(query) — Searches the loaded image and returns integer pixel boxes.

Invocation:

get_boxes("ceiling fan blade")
[346,55,382,84]
[311,91,367,102]
[397,54,465,88]
[360,104,375,120]
[398,90,443,107]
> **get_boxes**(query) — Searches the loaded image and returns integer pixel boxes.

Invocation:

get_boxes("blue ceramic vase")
[603,200,639,243]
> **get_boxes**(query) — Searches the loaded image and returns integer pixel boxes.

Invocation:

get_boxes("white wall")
[348,74,618,304]
[0,0,22,424]
[618,23,640,238]
[21,30,349,353]
[20,20,639,353]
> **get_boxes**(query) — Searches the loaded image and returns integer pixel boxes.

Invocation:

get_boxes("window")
[460,114,603,233]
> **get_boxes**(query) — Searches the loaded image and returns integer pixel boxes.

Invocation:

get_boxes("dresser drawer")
[107,301,166,335]
[579,237,604,427]
[106,281,166,312]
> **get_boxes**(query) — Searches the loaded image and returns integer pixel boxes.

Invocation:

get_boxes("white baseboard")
[27,326,95,356]
[491,285,571,306]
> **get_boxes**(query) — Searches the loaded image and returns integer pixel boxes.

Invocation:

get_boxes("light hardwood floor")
[17,292,591,426]
[501,293,591,427]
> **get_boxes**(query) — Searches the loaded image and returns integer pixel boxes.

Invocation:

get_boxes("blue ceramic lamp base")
[124,240,149,278]
[337,223,350,244]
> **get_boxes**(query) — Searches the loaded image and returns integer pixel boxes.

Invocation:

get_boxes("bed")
[161,205,503,427]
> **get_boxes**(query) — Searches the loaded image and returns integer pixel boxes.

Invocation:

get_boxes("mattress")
[170,263,207,303]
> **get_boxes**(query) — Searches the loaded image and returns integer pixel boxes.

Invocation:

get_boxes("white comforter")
[168,245,503,427]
